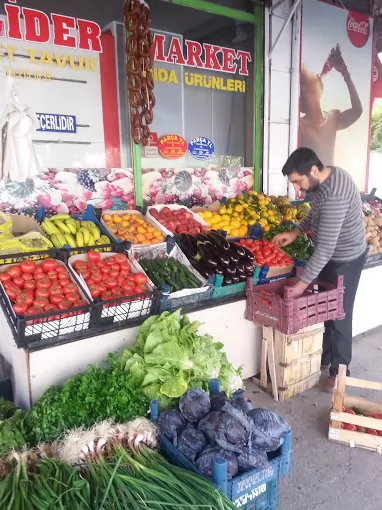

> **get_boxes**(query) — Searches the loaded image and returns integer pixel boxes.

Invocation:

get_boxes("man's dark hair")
[282,147,324,177]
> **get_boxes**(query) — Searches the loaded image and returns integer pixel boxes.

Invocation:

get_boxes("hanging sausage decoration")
[125,0,156,146]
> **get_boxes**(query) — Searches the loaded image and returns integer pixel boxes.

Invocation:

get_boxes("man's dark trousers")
[319,249,367,377]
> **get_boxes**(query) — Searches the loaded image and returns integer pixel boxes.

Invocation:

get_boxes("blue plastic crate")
[151,380,292,510]
[158,432,291,509]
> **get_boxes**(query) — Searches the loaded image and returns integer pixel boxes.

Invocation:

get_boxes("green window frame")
[129,0,263,206]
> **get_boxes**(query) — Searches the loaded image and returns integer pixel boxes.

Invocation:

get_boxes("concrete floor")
[245,328,382,510]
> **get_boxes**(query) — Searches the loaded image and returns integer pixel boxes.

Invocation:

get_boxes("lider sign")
[36,113,77,134]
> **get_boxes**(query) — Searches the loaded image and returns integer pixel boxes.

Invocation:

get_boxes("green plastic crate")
[212,268,261,300]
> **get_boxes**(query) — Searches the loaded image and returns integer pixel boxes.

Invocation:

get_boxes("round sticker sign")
[158,135,187,160]
[347,11,370,48]
[188,137,214,161]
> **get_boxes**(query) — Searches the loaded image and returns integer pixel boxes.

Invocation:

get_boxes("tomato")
[99,282,107,292]
[37,277,51,289]
[35,288,50,299]
[44,303,59,313]
[134,284,146,294]
[58,278,70,288]
[22,273,34,281]
[34,266,45,275]
[64,283,77,294]
[100,266,110,275]
[92,273,102,282]
[57,271,70,281]
[0,272,11,283]
[6,266,22,278]
[119,263,131,274]
[56,265,67,274]
[88,284,100,299]
[117,275,125,286]
[41,258,58,272]
[105,277,118,289]
[342,423,357,431]
[77,269,90,280]
[114,253,126,265]
[343,408,356,415]
[34,296,49,307]
[73,261,87,271]
[58,300,72,310]
[366,428,378,435]
[88,250,101,264]
[24,280,36,291]
[12,276,25,288]
[134,274,146,286]
[26,306,43,316]
[50,294,64,305]
[105,258,115,266]
[5,284,22,300]
[20,261,36,274]
[101,289,114,301]
[50,282,62,295]
[13,303,28,315]
[109,269,120,278]
[15,292,34,306]
[66,292,80,303]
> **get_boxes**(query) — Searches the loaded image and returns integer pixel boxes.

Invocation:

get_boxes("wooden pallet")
[329,364,382,452]
[253,324,324,402]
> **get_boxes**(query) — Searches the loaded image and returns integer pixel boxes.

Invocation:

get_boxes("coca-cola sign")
[346,11,370,48]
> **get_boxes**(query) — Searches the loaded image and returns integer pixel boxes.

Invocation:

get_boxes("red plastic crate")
[245,271,344,334]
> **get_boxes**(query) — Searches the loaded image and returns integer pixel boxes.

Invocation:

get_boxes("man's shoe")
[323,376,336,393]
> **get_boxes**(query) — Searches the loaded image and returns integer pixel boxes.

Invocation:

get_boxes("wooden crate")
[329,364,382,452]
[254,323,324,402]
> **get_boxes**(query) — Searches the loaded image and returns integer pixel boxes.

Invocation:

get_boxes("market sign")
[36,113,77,134]
[3,3,102,52]
[152,34,252,76]
[158,135,187,160]
[188,137,214,161]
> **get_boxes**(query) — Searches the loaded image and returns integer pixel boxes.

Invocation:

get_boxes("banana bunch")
[41,214,110,249]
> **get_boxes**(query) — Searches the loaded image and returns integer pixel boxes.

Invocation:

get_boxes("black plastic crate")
[64,243,161,328]
[0,251,95,348]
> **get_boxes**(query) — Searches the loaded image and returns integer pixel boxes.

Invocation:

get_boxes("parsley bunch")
[26,356,150,442]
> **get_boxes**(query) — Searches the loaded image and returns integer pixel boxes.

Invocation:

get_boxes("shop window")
[141,1,255,171]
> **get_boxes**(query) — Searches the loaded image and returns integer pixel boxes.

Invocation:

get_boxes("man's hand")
[290,280,308,298]
[272,229,299,248]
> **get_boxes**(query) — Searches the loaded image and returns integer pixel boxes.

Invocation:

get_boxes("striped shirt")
[298,166,366,285]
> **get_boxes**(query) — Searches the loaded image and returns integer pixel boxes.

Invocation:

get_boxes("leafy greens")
[118,310,243,408]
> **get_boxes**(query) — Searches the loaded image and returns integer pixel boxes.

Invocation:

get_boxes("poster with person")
[299,1,373,193]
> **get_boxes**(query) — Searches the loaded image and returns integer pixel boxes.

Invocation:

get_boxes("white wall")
[263,0,301,197]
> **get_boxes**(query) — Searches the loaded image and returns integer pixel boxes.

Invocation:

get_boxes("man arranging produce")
[273,148,367,391]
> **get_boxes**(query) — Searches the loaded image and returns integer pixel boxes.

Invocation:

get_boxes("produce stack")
[178,231,255,286]
[362,201,382,258]
[196,192,310,236]
[41,214,110,249]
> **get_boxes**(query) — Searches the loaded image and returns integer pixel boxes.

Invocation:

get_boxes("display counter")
[0,262,380,409]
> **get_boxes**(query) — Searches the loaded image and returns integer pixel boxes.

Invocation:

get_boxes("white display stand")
[0,265,380,409]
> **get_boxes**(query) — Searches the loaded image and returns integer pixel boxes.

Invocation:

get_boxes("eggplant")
[229,241,246,258]
[197,243,217,268]
[227,248,239,264]
[209,245,230,267]
[215,265,224,276]
[238,274,247,282]
[208,231,230,251]
[224,265,236,277]
[223,277,233,286]
[232,275,240,283]
[180,234,197,258]
[242,247,255,262]
[236,262,245,275]
[196,234,209,243]
[193,262,215,280]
